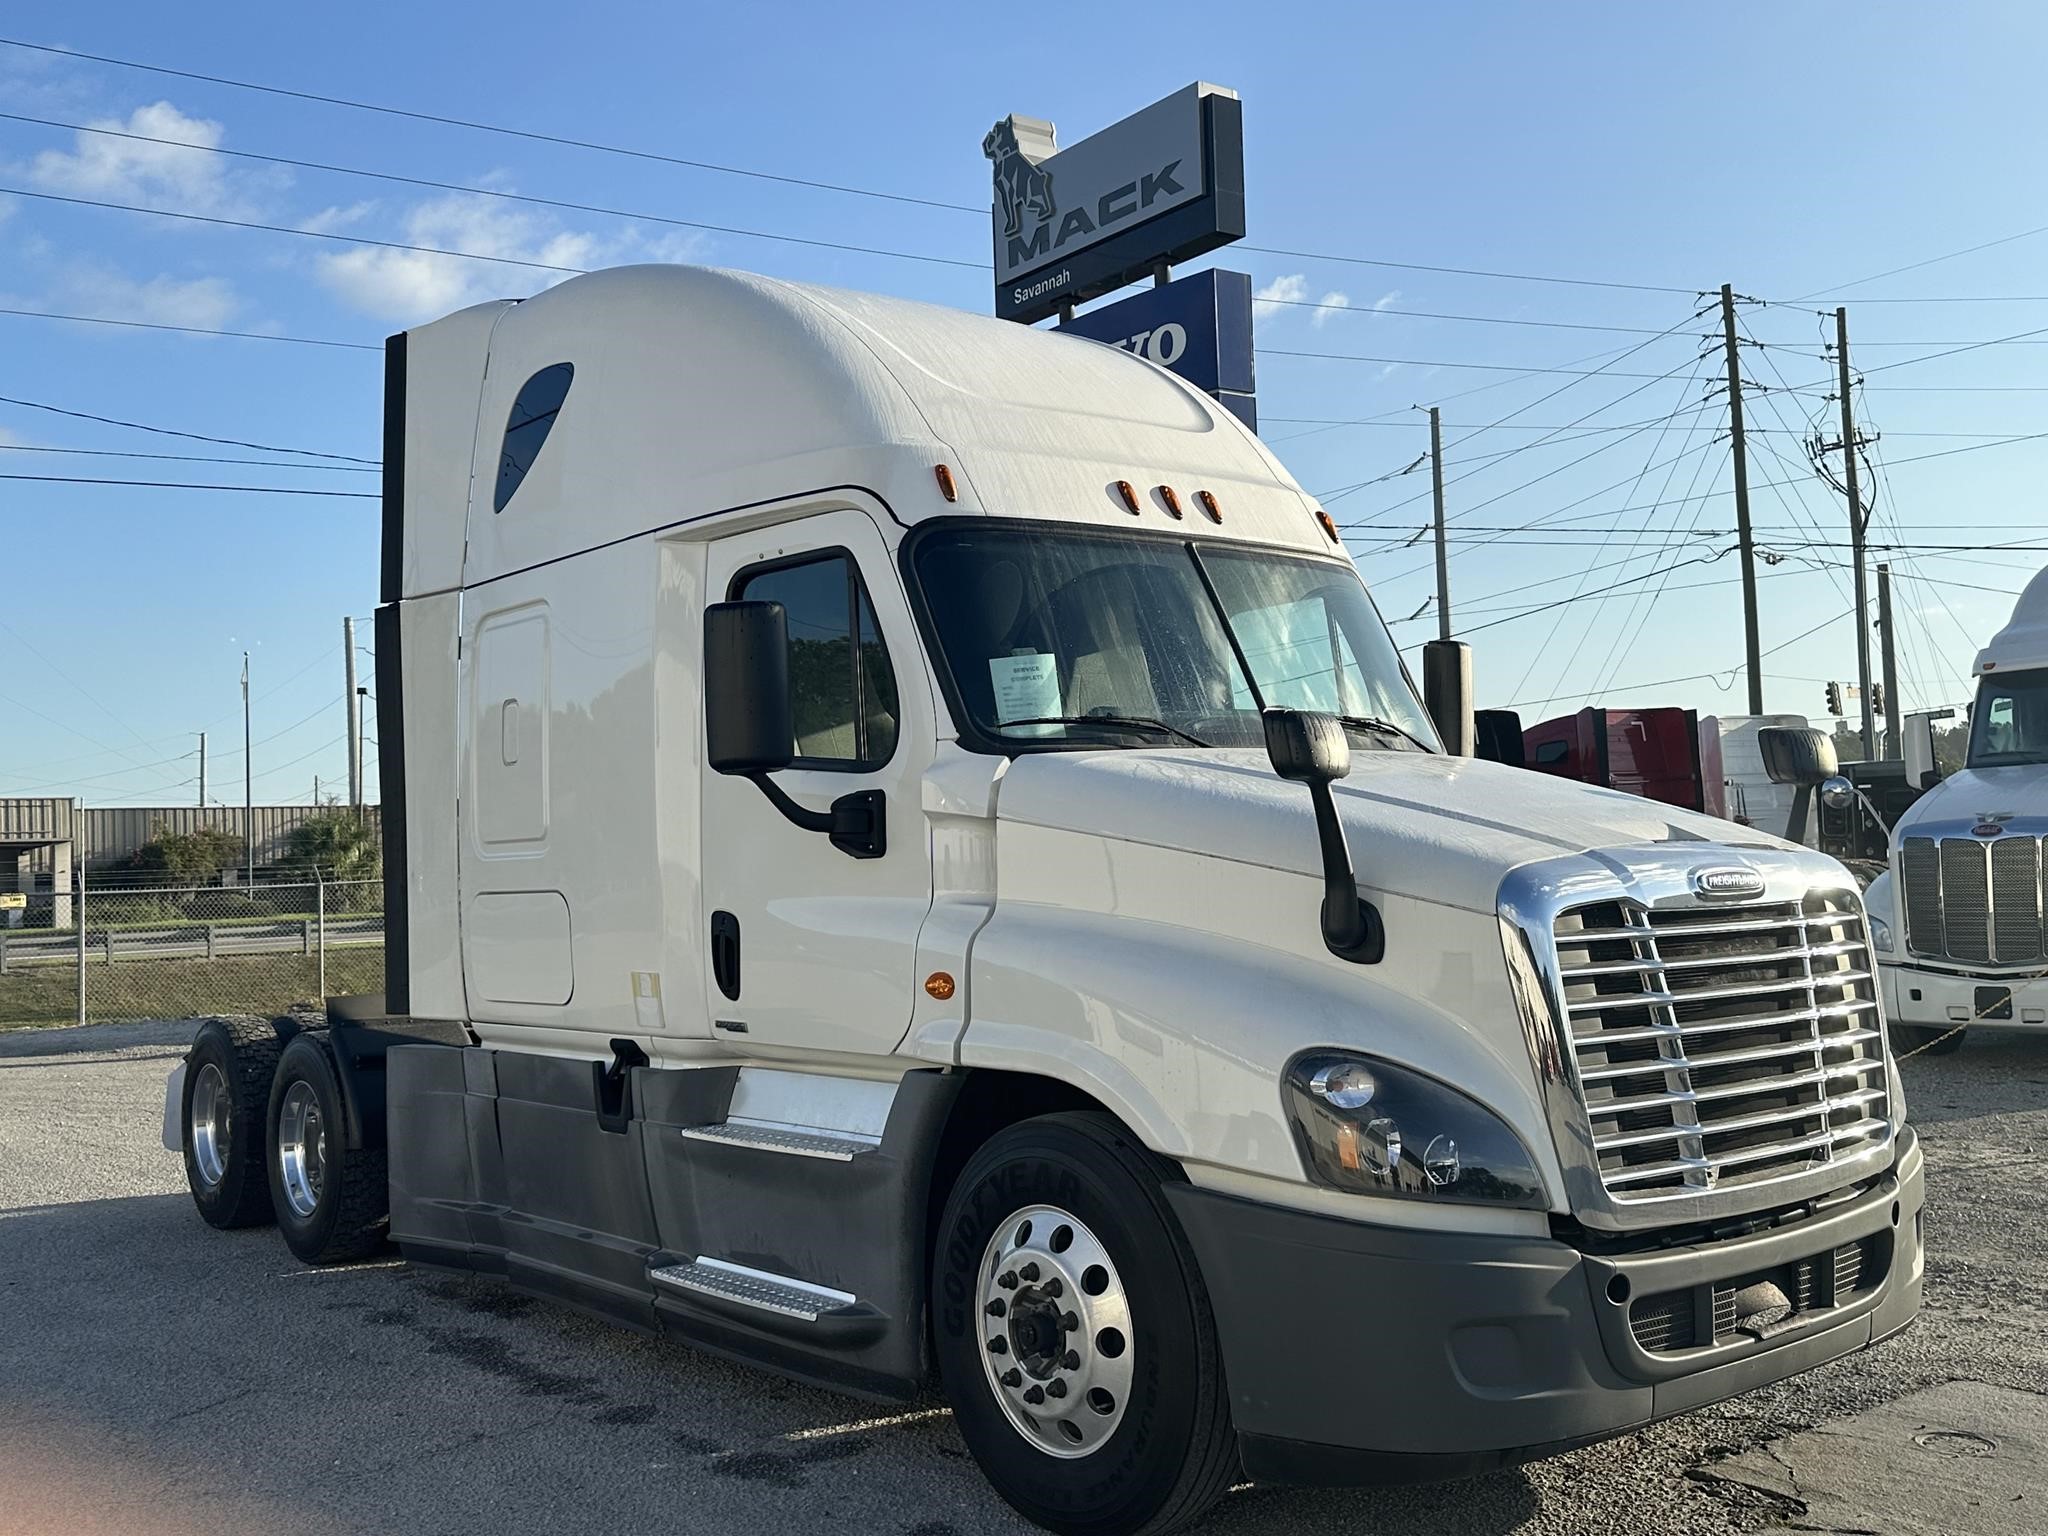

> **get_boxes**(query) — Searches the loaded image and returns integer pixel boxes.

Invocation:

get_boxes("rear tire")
[1891,1022,1967,1056]
[182,1016,283,1229]
[932,1112,1237,1536]
[266,1032,389,1264]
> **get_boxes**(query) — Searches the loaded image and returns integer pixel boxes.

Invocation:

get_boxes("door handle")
[711,910,741,1001]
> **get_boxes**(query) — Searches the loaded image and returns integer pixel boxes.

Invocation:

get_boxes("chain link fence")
[0,877,383,1028]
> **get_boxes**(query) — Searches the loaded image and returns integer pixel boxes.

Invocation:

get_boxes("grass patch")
[0,947,385,1030]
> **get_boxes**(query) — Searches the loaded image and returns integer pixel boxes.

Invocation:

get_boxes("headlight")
[1284,1052,1547,1209]
[1869,915,1894,953]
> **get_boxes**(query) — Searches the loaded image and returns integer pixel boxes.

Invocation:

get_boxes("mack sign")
[985,83,1246,324]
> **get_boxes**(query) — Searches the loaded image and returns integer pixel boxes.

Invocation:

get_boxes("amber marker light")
[1315,508,1342,544]
[925,972,957,1000]
[1196,489,1222,523]
[1115,479,1141,514]
[1157,484,1184,520]
[934,463,958,502]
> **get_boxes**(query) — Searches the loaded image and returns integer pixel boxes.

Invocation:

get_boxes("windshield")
[1968,667,2048,767]
[910,525,1439,753]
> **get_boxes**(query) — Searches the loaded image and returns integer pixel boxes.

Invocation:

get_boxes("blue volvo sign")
[1057,269,1256,429]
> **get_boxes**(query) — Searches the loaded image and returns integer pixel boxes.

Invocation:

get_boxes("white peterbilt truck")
[166,265,1921,1535]
[1865,566,2048,1054]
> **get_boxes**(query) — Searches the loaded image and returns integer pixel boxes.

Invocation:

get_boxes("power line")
[0,37,979,216]
[1238,242,1698,295]
[1499,608,1855,711]
[1790,222,2048,301]
[0,393,376,462]
[1266,347,1683,380]
[0,112,983,272]
[1253,296,1667,333]
[0,443,379,473]
[0,303,380,351]
[0,473,376,497]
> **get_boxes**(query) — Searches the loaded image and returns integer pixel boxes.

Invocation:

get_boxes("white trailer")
[1865,565,2048,1054]
[167,265,1922,1534]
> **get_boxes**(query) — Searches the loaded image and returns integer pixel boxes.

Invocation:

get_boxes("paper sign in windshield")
[990,652,1062,737]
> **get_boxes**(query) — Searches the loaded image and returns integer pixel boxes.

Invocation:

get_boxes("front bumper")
[1882,959,2048,1030]
[1165,1125,1923,1485]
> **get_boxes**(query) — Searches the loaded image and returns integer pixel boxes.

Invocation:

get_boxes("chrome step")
[649,1257,856,1321]
[677,1120,878,1161]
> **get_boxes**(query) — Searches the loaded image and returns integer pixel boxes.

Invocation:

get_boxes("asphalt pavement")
[2,1019,2045,1536]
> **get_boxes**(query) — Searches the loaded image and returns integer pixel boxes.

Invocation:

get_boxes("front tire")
[266,1032,388,1264]
[181,1016,283,1228]
[933,1112,1236,1536]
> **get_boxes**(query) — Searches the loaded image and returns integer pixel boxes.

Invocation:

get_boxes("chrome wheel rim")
[976,1204,1134,1459]
[276,1079,326,1219]
[189,1062,230,1187]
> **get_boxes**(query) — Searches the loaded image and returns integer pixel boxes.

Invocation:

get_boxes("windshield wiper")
[1334,714,1433,752]
[997,715,1213,748]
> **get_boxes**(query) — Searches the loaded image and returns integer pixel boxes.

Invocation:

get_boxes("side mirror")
[703,600,887,860]
[1262,708,1383,965]
[1473,708,1527,768]
[705,601,794,774]
[1819,775,1856,812]
[1757,726,1839,787]
[1264,707,1351,786]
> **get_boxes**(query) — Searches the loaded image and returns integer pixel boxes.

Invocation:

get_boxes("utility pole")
[1836,308,1874,760]
[343,615,361,810]
[197,732,207,808]
[1430,407,1451,640]
[242,652,254,889]
[1719,285,1764,714]
[1877,562,1902,759]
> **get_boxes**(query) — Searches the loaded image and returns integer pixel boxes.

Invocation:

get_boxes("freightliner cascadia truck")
[1865,565,2048,1055]
[165,266,1923,1535]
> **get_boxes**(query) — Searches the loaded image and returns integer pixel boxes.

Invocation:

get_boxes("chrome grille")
[1900,833,2048,964]
[1552,892,1889,1204]
[1941,839,1991,962]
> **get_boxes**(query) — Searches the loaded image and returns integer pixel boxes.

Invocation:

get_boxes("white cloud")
[1309,289,1351,328]
[314,192,709,324]
[1373,289,1402,312]
[23,101,276,216]
[51,263,239,329]
[1253,272,1308,319]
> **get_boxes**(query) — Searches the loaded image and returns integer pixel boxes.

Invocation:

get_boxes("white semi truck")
[166,266,1922,1535]
[1866,566,2048,1054]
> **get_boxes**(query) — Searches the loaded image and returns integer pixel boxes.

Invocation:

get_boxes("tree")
[122,824,243,884]
[280,810,381,883]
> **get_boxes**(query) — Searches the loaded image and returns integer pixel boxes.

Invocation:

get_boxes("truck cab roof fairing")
[389,265,1330,600]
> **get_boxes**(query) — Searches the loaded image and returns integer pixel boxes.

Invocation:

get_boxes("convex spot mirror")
[1757,725,1840,787]
[705,600,795,774]
[1819,775,1856,811]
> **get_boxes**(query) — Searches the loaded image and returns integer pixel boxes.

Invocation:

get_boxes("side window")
[735,552,900,769]
[1533,739,1570,767]
[493,362,574,512]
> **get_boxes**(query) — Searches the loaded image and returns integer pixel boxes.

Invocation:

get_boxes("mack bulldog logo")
[983,116,1057,241]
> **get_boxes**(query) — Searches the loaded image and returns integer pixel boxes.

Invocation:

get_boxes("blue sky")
[3,2,2044,805]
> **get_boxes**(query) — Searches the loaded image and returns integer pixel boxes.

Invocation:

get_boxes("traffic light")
[1826,681,1843,716]
[1870,682,1885,716]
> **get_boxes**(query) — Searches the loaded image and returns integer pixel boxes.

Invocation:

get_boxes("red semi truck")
[1520,707,1707,812]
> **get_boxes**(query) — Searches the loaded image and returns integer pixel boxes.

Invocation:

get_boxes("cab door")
[698,507,935,1056]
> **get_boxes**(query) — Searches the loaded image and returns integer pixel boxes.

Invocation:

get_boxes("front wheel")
[933,1112,1237,1536]
[266,1032,389,1264]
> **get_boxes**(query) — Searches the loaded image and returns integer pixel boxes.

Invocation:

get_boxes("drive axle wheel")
[181,1016,283,1228]
[266,1031,388,1265]
[934,1112,1236,1536]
